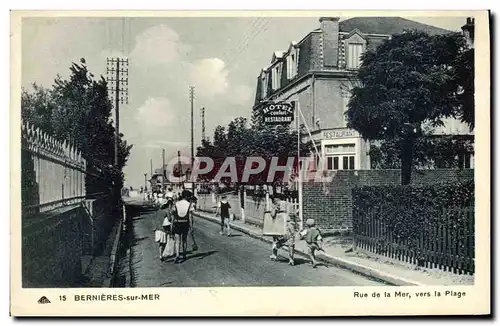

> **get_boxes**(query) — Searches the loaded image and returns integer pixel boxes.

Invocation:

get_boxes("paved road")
[121,203,383,287]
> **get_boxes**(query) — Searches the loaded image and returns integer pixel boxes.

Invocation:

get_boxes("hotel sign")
[262,102,295,125]
[322,129,360,139]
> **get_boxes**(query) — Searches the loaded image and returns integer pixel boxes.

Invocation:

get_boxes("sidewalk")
[193,210,474,286]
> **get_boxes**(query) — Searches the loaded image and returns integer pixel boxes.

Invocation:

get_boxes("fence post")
[241,188,246,223]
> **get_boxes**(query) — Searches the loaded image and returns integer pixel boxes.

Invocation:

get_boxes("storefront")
[303,127,371,171]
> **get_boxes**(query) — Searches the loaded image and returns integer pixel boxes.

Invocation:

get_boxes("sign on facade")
[322,129,359,139]
[262,102,295,125]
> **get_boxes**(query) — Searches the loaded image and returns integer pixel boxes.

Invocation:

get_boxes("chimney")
[319,17,340,68]
[461,17,475,48]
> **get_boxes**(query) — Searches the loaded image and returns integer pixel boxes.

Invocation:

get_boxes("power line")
[226,18,272,69]
[121,18,125,53]
[220,17,261,63]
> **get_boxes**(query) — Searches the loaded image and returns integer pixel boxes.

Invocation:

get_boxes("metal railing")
[21,121,86,216]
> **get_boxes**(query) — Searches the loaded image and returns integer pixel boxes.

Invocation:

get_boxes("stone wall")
[22,205,85,287]
[22,195,117,288]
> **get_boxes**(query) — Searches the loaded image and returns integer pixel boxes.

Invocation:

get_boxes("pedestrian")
[187,191,199,252]
[300,219,323,268]
[269,195,298,266]
[171,190,195,263]
[154,211,172,261]
[215,195,231,236]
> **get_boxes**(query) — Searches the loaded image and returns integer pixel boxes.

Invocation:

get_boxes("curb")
[103,218,123,288]
[193,211,423,286]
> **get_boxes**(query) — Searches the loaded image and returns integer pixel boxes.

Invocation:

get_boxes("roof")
[338,17,452,36]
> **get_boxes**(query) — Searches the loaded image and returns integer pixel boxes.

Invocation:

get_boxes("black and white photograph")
[10,10,490,316]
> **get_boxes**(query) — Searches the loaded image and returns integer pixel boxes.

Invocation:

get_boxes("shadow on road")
[188,250,217,261]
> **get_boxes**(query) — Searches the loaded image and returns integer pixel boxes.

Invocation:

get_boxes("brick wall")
[303,169,474,231]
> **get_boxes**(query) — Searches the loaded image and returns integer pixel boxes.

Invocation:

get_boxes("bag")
[155,230,166,243]
[162,216,171,227]
[162,236,175,257]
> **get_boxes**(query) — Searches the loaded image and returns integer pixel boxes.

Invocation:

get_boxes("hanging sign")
[262,102,295,125]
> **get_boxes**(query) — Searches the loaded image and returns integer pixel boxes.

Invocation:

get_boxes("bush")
[353,179,474,242]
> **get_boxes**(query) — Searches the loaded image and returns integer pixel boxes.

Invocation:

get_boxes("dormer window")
[347,43,364,69]
[261,72,268,99]
[271,63,283,91]
[287,46,299,79]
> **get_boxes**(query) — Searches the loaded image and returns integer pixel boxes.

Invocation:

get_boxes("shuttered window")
[347,43,364,69]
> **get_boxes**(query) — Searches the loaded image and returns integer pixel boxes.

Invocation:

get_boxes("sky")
[21,14,467,188]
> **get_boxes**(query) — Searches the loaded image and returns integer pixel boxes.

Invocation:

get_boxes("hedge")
[352,180,474,274]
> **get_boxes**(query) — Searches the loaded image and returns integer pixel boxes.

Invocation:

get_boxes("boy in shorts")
[300,218,323,268]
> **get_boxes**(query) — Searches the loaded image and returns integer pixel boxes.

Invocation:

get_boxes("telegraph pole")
[177,150,182,189]
[189,86,196,194]
[201,107,206,141]
[189,86,195,167]
[162,149,166,192]
[106,57,129,167]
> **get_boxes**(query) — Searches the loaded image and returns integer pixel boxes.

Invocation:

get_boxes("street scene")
[19,13,476,291]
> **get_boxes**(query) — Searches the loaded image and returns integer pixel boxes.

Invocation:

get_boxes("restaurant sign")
[322,129,360,139]
[262,102,295,125]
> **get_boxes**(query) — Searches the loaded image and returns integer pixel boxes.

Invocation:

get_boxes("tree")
[197,116,310,191]
[21,59,132,193]
[347,30,473,184]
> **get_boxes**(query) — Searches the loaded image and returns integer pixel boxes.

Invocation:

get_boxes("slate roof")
[338,17,452,36]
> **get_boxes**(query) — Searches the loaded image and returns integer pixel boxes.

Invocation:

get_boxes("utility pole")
[144,173,147,192]
[177,150,182,189]
[201,107,206,142]
[162,149,166,192]
[189,86,195,168]
[189,86,196,194]
[106,57,129,167]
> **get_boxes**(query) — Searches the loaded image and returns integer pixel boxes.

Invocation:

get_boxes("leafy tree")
[347,30,473,184]
[21,59,132,193]
[197,116,310,191]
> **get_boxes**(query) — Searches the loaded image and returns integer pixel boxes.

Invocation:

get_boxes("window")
[324,143,356,170]
[287,48,300,80]
[347,43,364,69]
[271,63,282,90]
[261,73,268,98]
[286,55,293,79]
[459,153,473,169]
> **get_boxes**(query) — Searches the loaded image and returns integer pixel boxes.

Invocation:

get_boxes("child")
[300,219,323,268]
[154,210,172,261]
[215,195,231,236]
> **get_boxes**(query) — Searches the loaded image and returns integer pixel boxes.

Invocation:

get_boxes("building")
[252,17,473,171]
[148,162,193,192]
